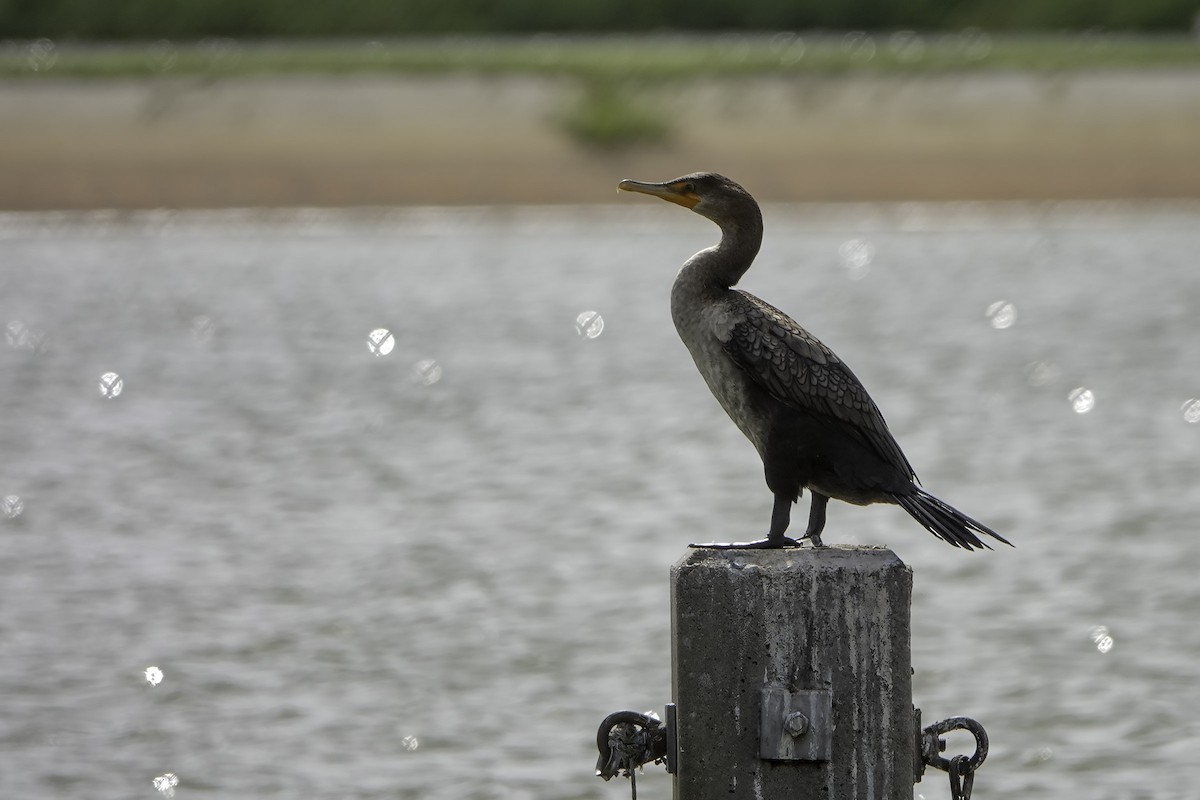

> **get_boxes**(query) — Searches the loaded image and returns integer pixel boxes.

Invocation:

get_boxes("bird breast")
[671,284,773,455]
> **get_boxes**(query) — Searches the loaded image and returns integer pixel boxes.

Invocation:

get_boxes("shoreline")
[4,71,1200,209]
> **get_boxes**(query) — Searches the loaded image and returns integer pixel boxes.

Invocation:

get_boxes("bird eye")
[682,182,696,194]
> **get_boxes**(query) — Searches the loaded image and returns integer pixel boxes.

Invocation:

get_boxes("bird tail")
[893,488,1012,551]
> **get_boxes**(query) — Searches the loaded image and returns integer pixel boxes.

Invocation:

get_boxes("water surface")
[2,202,1198,799]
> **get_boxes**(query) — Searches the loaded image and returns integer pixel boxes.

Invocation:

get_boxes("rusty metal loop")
[922,715,988,774]
[595,711,666,780]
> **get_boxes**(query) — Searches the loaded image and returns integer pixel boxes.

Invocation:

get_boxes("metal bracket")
[914,706,925,780]
[914,706,990,800]
[595,704,677,781]
[919,714,989,775]
[760,687,833,761]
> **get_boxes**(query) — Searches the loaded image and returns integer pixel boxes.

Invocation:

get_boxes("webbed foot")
[689,537,805,549]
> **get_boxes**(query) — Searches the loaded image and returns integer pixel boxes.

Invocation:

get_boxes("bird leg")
[689,493,804,549]
[767,493,800,546]
[797,492,828,547]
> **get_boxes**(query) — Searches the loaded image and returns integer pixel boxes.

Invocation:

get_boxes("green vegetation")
[3,34,1200,81]
[558,79,674,149]
[2,0,1198,39]
[3,33,1198,150]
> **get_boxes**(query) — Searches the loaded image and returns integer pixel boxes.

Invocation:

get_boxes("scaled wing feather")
[723,291,917,480]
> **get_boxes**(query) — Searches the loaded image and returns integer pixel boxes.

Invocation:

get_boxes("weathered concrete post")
[671,546,913,800]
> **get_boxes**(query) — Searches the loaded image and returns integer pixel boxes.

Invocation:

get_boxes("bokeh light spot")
[1181,398,1200,424]
[6,320,28,348]
[367,328,395,357]
[986,300,1016,329]
[412,359,442,386]
[841,32,876,63]
[1089,625,1115,654]
[837,239,874,280]
[98,372,124,399]
[153,773,179,797]
[960,28,993,61]
[575,310,605,339]
[146,40,177,72]
[770,32,805,65]
[26,39,57,72]
[1068,387,1094,414]
[889,31,926,63]
[5,320,45,352]
[2,495,23,519]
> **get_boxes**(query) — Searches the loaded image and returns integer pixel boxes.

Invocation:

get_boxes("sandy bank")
[2,71,1199,209]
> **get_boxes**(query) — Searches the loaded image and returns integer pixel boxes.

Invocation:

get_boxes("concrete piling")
[670,546,913,799]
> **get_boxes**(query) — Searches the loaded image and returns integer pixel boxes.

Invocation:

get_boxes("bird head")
[618,172,757,226]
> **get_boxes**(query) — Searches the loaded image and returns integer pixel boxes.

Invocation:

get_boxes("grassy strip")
[4,33,1200,80]
[6,34,1197,149]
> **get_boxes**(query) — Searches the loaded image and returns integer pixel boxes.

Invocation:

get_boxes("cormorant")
[619,172,1011,551]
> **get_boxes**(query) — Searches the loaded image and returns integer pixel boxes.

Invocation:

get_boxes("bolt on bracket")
[760,687,833,761]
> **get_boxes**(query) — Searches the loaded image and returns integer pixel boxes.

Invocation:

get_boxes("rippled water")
[2,202,1199,799]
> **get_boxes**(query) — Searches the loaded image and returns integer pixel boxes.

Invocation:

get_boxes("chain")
[919,716,988,800]
[948,754,974,800]
[595,710,669,800]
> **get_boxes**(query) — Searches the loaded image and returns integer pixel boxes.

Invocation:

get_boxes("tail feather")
[894,489,1012,551]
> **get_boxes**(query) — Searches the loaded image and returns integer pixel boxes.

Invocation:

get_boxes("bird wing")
[723,290,918,480]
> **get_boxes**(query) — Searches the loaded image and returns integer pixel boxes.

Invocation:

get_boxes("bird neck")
[679,207,763,291]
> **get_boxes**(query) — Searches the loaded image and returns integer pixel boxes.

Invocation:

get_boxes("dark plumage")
[618,172,1011,550]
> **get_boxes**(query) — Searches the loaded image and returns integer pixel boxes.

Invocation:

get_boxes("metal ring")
[595,710,662,779]
[922,716,989,773]
[596,710,658,755]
